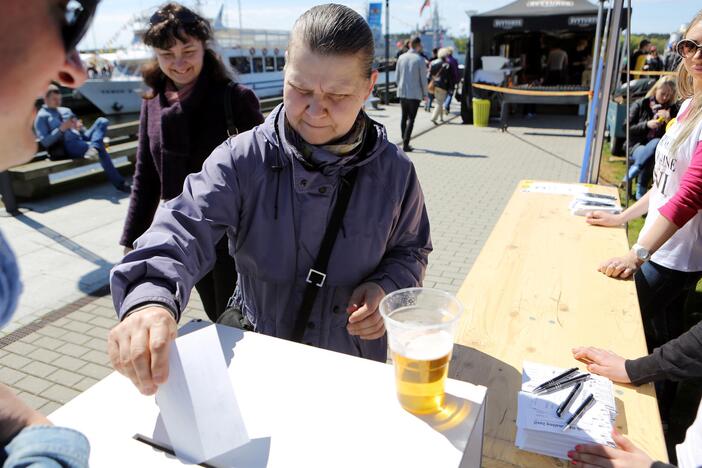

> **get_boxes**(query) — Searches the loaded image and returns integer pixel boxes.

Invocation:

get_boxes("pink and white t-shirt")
[639,98,702,272]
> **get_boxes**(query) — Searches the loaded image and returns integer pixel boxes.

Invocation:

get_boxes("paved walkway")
[0,105,585,415]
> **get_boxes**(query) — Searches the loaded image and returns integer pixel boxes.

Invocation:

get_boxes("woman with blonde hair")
[621,76,679,200]
[428,47,455,124]
[584,8,702,440]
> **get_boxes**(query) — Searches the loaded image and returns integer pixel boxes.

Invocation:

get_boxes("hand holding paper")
[155,325,250,465]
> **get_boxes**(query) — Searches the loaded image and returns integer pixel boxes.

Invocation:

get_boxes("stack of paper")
[515,361,617,460]
[570,192,622,216]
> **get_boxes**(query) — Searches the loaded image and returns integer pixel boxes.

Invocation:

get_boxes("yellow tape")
[628,70,676,76]
[471,82,592,97]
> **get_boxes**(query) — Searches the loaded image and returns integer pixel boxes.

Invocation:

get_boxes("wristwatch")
[632,243,651,262]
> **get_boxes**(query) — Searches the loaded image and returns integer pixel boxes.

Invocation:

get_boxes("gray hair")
[438,47,450,59]
[289,4,375,79]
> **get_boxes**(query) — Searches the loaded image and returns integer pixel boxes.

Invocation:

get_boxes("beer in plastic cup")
[379,288,463,414]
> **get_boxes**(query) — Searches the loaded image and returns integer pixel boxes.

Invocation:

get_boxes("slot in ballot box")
[49,321,487,467]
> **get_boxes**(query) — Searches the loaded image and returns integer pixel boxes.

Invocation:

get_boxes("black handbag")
[216,301,254,331]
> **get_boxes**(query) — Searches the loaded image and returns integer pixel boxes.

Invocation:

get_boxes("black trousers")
[194,237,237,322]
[400,98,421,147]
[634,260,702,423]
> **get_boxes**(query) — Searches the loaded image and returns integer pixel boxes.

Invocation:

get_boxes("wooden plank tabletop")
[449,180,668,466]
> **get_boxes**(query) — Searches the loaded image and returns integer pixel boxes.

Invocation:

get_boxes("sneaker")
[402,144,414,152]
[84,147,99,161]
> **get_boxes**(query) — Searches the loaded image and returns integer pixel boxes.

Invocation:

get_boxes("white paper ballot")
[155,324,250,464]
[520,180,591,196]
[515,361,617,460]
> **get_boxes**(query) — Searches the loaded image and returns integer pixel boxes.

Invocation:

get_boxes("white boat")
[77,15,290,115]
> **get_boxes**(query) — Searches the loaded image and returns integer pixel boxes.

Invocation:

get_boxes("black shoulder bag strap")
[224,81,239,137]
[291,168,359,342]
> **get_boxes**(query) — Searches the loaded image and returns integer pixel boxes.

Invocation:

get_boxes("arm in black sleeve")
[628,99,649,139]
[120,101,161,247]
[625,320,702,385]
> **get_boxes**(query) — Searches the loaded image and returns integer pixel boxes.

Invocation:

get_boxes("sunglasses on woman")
[61,0,100,52]
[676,39,702,58]
[149,8,199,27]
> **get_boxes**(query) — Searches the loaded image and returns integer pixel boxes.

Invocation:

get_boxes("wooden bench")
[449,180,668,466]
[3,122,140,200]
[8,140,138,198]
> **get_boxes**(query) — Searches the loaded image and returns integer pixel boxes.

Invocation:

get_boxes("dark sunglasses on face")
[149,8,199,27]
[61,0,99,52]
[676,39,702,58]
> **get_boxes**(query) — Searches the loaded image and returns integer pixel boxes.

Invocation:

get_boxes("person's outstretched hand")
[572,346,631,383]
[347,282,386,340]
[597,252,640,279]
[108,306,177,395]
[569,430,654,467]
[586,211,624,227]
[0,383,51,445]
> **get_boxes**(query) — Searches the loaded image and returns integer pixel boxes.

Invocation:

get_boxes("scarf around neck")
[284,111,368,171]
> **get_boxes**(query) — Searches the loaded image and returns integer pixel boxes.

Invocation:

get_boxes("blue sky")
[79,0,701,50]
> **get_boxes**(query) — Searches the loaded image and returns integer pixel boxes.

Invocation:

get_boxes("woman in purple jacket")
[108,3,432,396]
[119,3,263,322]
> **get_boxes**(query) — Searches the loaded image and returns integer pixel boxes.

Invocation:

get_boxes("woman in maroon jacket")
[120,3,264,321]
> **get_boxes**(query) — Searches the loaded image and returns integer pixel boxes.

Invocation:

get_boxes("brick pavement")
[0,111,584,414]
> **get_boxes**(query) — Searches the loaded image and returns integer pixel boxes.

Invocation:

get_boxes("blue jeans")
[3,425,90,467]
[625,138,660,199]
[63,117,125,188]
[425,93,434,111]
[444,86,454,111]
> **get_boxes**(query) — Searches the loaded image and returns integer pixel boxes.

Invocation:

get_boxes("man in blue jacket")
[34,84,129,192]
[0,0,99,466]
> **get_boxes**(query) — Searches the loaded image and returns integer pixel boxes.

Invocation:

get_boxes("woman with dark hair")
[119,2,264,323]
[108,3,431,396]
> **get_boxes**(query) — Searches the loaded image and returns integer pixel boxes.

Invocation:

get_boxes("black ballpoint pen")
[533,373,590,395]
[556,381,583,417]
[562,394,596,431]
[532,367,578,393]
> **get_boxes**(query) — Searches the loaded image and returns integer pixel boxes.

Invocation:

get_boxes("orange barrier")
[472,82,592,98]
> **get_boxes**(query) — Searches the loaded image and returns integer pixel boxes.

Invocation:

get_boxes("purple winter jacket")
[110,105,432,362]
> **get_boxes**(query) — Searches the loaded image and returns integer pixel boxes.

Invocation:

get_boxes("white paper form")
[520,180,593,196]
[516,361,617,460]
[155,324,250,464]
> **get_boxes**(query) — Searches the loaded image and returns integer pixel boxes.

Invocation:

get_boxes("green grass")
[596,140,644,247]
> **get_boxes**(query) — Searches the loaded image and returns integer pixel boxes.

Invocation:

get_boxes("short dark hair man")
[34,84,129,192]
[395,36,428,152]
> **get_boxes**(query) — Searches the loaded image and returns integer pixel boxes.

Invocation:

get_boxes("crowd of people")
[395,37,459,151]
[1,1,702,467]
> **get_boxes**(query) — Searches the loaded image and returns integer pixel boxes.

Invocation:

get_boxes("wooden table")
[449,180,668,467]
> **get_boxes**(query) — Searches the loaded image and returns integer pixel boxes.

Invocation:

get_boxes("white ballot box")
[49,321,487,467]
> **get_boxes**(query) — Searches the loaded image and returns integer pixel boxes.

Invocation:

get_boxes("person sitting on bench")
[33,84,130,192]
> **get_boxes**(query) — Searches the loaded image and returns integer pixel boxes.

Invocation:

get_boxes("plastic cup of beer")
[379,288,463,414]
